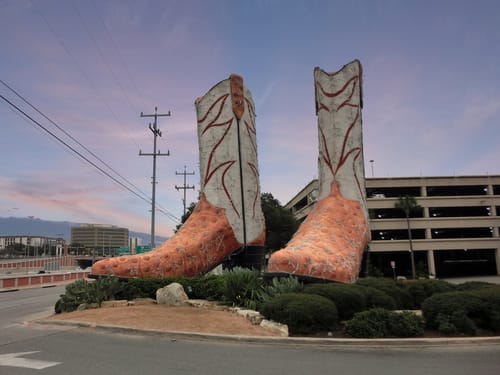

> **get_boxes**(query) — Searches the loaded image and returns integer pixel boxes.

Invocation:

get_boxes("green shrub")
[435,311,476,335]
[55,280,90,313]
[256,276,303,308]
[468,286,500,333]
[358,286,397,310]
[114,277,174,300]
[390,311,425,337]
[55,277,123,313]
[303,284,366,320]
[455,281,495,291]
[356,278,414,309]
[421,291,488,335]
[176,275,225,300]
[404,279,455,308]
[220,267,264,309]
[94,276,123,301]
[261,293,338,335]
[344,308,424,338]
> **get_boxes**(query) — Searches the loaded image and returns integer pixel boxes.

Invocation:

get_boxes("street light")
[369,160,374,177]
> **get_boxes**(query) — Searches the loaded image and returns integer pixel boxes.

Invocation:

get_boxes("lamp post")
[369,160,374,177]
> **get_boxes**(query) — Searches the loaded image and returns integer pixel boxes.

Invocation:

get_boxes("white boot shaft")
[314,60,368,219]
[195,75,265,245]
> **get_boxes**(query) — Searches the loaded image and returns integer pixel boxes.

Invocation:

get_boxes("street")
[1,286,499,374]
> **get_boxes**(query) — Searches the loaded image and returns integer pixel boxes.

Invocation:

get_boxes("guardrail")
[0,270,90,290]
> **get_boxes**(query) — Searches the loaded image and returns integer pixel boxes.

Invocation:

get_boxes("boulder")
[156,283,188,306]
[260,319,289,337]
[233,309,263,325]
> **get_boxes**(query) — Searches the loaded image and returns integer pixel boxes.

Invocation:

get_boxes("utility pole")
[139,106,171,248]
[175,165,195,217]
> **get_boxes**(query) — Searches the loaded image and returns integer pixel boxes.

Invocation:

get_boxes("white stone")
[260,319,289,337]
[234,309,263,325]
[156,283,189,306]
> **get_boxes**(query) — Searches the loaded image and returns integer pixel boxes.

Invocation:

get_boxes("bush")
[421,291,488,335]
[455,281,495,291]
[468,286,500,333]
[261,293,338,335]
[344,308,424,338]
[220,267,264,309]
[404,279,455,308]
[435,311,476,335]
[177,275,225,301]
[55,277,123,313]
[357,286,397,310]
[356,278,414,309]
[256,276,303,308]
[303,284,366,320]
[114,277,174,300]
[390,311,425,337]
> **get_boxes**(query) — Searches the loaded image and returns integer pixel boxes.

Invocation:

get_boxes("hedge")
[261,293,338,335]
[303,283,367,320]
[344,308,424,338]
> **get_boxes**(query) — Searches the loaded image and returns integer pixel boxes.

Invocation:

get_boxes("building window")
[429,206,491,217]
[371,229,426,241]
[431,227,493,239]
[426,185,488,196]
[366,186,420,198]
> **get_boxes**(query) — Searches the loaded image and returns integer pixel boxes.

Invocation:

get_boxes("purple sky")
[1,0,499,237]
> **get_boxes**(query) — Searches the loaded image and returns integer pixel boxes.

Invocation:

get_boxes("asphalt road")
[0,284,65,346]
[1,286,500,375]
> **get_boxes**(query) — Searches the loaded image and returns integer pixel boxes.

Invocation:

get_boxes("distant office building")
[285,175,500,278]
[0,235,64,257]
[71,224,128,255]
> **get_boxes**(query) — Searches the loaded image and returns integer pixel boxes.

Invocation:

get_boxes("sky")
[1,0,499,238]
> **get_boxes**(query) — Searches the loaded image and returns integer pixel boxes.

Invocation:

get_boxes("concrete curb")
[33,319,500,347]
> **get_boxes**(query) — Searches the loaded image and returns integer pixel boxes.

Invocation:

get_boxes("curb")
[33,319,500,347]
[0,288,19,293]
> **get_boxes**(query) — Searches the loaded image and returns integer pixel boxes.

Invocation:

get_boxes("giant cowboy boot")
[267,60,370,283]
[92,74,265,278]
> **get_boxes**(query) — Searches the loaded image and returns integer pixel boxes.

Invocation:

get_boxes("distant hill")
[0,217,168,245]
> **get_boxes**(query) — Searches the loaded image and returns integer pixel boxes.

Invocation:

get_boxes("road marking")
[0,351,61,370]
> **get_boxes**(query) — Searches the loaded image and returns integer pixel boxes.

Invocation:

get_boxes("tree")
[395,195,421,279]
[261,192,299,251]
[174,193,299,251]
[174,201,197,233]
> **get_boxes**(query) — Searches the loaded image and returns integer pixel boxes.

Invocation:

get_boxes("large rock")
[156,283,188,306]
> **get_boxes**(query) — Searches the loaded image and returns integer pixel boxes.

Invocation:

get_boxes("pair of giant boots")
[92,60,370,283]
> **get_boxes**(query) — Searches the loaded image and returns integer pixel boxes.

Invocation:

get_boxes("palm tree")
[395,195,421,279]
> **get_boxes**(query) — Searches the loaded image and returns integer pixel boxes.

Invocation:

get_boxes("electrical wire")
[0,92,180,224]
[0,79,151,202]
[30,0,141,150]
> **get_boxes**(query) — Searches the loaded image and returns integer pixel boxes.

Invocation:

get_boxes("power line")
[0,92,180,224]
[0,93,146,202]
[72,1,141,114]
[90,0,150,110]
[30,0,141,150]
[0,78,149,203]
